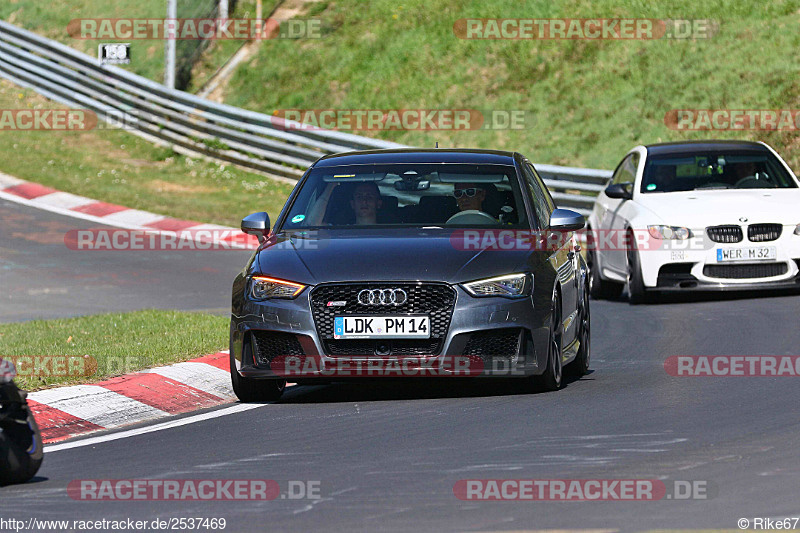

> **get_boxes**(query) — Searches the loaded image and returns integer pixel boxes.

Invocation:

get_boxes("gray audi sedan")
[230,149,590,401]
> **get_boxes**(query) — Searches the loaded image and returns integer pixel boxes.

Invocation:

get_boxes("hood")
[634,189,800,229]
[253,229,532,285]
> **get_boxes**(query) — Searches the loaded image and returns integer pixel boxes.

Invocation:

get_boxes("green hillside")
[219,0,800,170]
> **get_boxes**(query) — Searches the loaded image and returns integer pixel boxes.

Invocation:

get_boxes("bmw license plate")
[716,246,777,262]
[334,316,430,339]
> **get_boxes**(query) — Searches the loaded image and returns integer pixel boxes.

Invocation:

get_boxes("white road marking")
[45,403,266,452]
[0,171,24,187]
[144,362,235,399]
[31,191,95,210]
[0,189,151,230]
[102,208,165,226]
[29,384,169,428]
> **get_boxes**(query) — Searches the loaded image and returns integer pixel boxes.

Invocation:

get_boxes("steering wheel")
[734,173,775,189]
[445,210,497,225]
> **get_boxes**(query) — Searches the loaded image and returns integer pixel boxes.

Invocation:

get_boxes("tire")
[0,391,43,486]
[230,338,285,403]
[626,231,649,304]
[587,248,623,300]
[533,292,563,391]
[566,282,591,377]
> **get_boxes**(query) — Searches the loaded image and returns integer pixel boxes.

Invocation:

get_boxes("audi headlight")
[647,225,692,240]
[794,224,800,236]
[463,273,531,298]
[249,276,306,300]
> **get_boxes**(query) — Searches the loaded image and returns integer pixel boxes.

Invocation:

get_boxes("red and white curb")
[0,171,258,249]
[28,352,236,444]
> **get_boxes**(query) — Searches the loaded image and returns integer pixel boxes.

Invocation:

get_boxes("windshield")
[640,151,798,193]
[281,163,527,229]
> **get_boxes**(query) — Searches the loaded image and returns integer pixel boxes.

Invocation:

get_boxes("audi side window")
[522,163,549,230]
[528,163,556,214]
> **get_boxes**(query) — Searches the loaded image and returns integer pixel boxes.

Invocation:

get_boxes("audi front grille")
[706,225,743,243]
[747,223,782,242]
[310,282,457,357]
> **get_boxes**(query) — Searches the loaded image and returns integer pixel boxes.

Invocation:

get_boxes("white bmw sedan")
[587,140,800,303]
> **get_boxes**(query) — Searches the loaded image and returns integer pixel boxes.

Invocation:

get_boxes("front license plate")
[334,316,430,339]
[716,246,777,262]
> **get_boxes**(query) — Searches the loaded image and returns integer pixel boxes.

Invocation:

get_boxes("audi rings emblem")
[357,289,408,306]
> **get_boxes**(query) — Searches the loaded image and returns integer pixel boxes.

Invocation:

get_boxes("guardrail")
[0,21,610,215]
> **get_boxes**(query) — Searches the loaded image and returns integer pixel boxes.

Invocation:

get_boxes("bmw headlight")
[463,273,531,298]
[249,276,306,300]
[647,225,692,240]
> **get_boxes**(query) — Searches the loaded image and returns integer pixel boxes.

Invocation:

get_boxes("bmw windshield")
[280,163,529,230]
[640,151,798,193]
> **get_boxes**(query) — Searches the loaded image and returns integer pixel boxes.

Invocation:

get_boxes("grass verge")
[0,310,228,391]
[0,80,294,227]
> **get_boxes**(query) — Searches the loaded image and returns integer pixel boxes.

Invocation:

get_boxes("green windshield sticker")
[291,214,306,223]
[646,183,656,191]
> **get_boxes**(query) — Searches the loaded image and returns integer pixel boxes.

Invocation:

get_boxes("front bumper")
[230,283,548,380]
[638,230,800,290]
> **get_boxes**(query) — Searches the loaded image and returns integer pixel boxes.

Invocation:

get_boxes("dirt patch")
[145,180,219,194]
[199,0,325,102]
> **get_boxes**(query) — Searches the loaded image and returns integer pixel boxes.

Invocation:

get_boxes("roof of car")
[645,140,768,155]
[314,148,517,167]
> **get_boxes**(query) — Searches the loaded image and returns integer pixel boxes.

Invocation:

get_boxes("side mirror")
[604,182,633,200]
[548,208,585,232]
[241,212,270,244]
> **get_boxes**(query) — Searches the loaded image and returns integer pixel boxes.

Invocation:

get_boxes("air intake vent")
[703,263,787,279]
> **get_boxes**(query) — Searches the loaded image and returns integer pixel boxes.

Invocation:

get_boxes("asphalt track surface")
[0,199,251,321]
[3,199,800,531]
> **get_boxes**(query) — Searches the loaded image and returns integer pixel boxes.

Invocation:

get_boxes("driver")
[350,182,383,224]
[453,182,487,212]
[735,161,758,181]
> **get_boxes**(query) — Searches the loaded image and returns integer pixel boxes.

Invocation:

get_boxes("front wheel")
[0,386,44,486]
[230,338,286,403]
[533,293,563,391]
[587,248,623,300]
[626,231,650,304]
[567,282,591,376]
